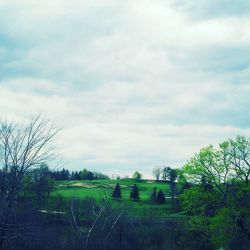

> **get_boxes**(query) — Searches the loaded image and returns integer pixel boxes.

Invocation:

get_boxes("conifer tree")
[156,190,166,204]
[112,182,122,198]
[150,186,157,203]
[130,184,140,201]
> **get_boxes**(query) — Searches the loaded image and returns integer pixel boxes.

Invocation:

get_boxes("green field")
[52,179,173,217]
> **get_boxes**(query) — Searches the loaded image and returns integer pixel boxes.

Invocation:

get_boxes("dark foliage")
[130,184,140,201]
[150,186,157,203]
[112,183,122,198]
[156,190,166,204]
[48,168,109,181]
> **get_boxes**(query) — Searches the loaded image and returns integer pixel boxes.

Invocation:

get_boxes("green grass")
[52,179,172,217]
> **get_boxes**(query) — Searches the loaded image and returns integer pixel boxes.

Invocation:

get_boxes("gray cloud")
[0,1,250,177]
[172,0,250,18]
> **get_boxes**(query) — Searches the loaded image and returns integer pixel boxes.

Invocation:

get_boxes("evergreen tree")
[130,184,140,201]
[112,183,122,198]
[150,186,157,203]
[156,190,166,204]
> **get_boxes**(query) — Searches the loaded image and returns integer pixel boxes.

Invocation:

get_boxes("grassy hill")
[52,179,172,217]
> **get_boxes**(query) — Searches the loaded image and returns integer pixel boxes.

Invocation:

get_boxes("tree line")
[50,168,109,181]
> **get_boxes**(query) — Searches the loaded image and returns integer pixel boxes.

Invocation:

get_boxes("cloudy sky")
[0,0,250,178]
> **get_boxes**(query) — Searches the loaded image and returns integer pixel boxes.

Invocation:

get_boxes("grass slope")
[52,179,172,217]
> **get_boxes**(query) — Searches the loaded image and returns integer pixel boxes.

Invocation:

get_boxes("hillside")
[52,179,172,217]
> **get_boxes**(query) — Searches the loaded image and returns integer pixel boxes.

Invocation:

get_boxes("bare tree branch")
[0,115,59,247]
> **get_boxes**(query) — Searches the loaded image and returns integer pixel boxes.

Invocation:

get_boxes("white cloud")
[0,1,250,176]
[1,78,250,176]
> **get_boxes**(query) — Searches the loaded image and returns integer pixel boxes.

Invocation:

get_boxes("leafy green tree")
[183,136,250,201]
[181,136,250,246]
[180,185,220,216]
[130,184,140,201]
[177,168,193,193]
[226,135,250,186]
[156,190,166,204]
[112,183,122,198]
[132,171,142,182]
[200,175,213,191]
[183,145,232,201]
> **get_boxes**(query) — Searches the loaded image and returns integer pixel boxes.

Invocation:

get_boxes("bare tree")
[152,166,161,181]
[70,197,124,250]
[0,115,59,248]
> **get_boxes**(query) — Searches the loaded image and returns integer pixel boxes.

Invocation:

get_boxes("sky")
[0,0,250,178]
